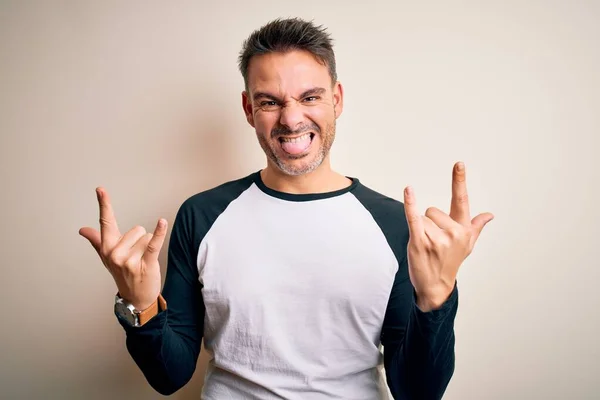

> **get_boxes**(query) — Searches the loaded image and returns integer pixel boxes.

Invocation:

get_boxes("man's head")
[239,18,344,177]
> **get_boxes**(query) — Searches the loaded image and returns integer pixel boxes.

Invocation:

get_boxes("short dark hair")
[238,17,337,90]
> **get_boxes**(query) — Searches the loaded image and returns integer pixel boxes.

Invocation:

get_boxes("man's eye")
[258,101,281,111]
[303,96,319,102]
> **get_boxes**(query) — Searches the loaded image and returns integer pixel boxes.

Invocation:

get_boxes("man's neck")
[260,162,352,195]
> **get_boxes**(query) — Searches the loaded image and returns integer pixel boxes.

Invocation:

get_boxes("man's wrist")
[138,294,167,326]
[115,293,167,327]
[132,299,156,312]
[415,283,456,312]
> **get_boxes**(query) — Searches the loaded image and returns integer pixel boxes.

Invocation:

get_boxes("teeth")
[281,133,311,143]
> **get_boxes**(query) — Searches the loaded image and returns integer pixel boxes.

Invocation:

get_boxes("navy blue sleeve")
[116,200,204,396]
[115,175,255,395]
[351,183,458,400]
[381,256,458,400]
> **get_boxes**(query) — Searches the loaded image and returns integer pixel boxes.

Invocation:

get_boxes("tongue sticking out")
[281,134,312,155]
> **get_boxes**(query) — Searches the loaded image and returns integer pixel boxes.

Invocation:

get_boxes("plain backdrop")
[1,1,599,399]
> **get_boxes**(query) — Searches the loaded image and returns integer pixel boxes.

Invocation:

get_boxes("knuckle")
[108,250,125,267]
[146,241,159,254]
[406,213,421,223]
[100,245,110,259]
[456,193,469,205]
[123,257,139,271]
[448,227,462,239]
[407,214,420,223]
[108,255,120,267]
[133,225,147,234]
[425,207,439,218]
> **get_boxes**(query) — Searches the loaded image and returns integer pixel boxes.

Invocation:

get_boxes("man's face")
[242,50,343,176]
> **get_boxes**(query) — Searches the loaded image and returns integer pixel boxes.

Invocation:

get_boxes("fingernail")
[405,186,412,195]
[158,219,165,228]
[457,162,464,171]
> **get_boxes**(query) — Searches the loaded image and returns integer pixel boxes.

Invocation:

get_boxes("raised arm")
[79,189,204,395]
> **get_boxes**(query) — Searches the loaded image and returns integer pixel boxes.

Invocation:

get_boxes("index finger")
[403,186,424,237]
[450,161,471,226]
[96,187,120,246]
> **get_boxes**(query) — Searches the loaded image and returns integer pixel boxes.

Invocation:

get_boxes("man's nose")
[279,102,304,131]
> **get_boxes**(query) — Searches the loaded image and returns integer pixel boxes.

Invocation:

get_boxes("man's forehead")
[247,51,332,96]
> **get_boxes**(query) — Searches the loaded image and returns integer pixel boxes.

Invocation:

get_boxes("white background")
[1,1,598,399]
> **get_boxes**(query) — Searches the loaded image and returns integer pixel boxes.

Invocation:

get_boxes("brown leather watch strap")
[138,294,167,326]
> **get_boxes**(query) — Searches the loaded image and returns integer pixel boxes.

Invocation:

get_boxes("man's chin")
[274,156,323,176]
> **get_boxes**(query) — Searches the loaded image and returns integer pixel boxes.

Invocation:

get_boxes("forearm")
[384,284,458,400]
[117,309,201,396]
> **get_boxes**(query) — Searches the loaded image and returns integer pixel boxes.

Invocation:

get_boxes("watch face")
[115,302,137,326]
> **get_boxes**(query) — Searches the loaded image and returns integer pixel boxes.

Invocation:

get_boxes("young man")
[80,18,493,400]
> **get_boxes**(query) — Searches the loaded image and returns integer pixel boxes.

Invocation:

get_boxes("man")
[80,18,493,399]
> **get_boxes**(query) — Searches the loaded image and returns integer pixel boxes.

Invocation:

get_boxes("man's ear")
[332,81,344,119]
[242,91,255,128]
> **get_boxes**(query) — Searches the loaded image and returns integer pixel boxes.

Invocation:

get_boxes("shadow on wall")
[166,103,242,400]
[115,94,245,399]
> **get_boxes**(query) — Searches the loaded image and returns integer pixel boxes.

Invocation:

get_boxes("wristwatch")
[114,293,167,327]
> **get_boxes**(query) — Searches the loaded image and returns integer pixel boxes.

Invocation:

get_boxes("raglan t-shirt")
[116,171,458,400]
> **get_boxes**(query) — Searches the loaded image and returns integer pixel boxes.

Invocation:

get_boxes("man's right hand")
[79,187,168,311]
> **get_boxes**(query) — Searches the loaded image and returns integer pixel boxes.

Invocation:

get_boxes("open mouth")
[278,132,315,156]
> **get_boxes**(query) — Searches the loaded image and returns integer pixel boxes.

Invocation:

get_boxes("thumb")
[79,227,101,255]
[470,212,494,241]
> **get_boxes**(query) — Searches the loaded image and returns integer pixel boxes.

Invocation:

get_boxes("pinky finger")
[143,218,168,262]
[404,186,424,237]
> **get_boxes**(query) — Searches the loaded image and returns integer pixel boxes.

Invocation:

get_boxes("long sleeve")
[349,181,459,399]
[381,255,458,400]
[115,202,205,396]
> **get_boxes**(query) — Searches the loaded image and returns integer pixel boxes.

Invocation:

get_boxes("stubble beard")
[257,119,336,177]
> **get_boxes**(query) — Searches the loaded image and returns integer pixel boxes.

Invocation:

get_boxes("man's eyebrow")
[252,87,327,102]
[252,91,280,101]
[298,87,326,98]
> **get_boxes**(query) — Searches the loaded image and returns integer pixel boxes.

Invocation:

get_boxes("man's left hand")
[403,161,494,312]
